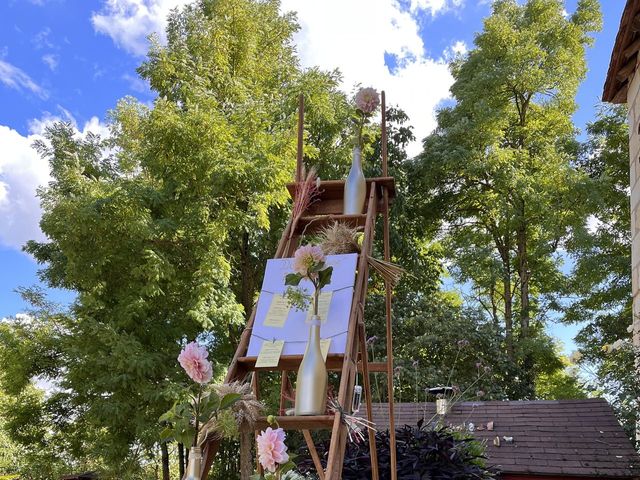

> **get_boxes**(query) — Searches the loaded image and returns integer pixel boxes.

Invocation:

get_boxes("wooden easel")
[198,93,398,480]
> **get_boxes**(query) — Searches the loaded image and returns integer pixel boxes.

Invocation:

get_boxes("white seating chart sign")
[246,253,358,357]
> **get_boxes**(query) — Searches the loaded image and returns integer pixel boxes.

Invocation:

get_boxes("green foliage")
[0,0,352,477]
[408,0,602,396]
[563,105,637,435]
[535,356,588,400]
[159,390,240,446]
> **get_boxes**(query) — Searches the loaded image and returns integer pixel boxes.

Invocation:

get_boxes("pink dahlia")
[178,341,213,384]
[355,87,380,114]
[257,427,289,473]
[292,244,326,277]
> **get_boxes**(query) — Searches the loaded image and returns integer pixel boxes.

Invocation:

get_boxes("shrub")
[298,420,498,479]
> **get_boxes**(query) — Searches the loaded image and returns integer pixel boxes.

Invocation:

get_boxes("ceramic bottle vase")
[295,315,328,415]
[343,146,366,214]
[184,446,202,480]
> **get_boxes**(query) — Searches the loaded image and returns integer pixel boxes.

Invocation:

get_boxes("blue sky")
[0,1,627,353]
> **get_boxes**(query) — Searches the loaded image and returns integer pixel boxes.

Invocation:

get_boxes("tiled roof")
[365,399,640,478]
[603,0,640,103]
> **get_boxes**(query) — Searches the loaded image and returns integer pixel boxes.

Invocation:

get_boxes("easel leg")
[358,322,379,480]
[303,429,325,480]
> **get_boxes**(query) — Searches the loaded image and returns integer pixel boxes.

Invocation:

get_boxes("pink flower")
[355,87,380,114]
[178,341,213,384]
[257,427,289,473]
[292,244,325,277]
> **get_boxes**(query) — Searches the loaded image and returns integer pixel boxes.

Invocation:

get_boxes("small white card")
[255,340,285,368]
[264,294,290,328]
[306,291,333,323]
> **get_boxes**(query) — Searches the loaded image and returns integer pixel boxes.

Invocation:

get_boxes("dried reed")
[291,167,320,235]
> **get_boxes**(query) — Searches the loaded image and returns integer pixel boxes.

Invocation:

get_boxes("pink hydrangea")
[256,427,289,473]
[292,244,325,277]
[178,341,213,384]
[355,87,380,114]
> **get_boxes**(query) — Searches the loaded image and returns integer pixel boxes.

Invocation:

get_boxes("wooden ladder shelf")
[198,93,398,480]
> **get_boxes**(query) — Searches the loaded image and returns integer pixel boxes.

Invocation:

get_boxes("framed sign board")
[246,253,358,357]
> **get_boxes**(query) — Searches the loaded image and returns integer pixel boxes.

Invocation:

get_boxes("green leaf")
[159,426,174,441]
[284,273,302,286]
[219,392,242,410]
[317,266,333,290]
[199,392,220,418]
[158,410,175,424]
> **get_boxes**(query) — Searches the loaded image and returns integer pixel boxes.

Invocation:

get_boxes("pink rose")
[256,427,289,473]
[355,87,380,114]
[178,341,213,384]
[292,244,326,277]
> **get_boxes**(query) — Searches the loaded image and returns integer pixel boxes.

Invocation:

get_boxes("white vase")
[343,146,366,214]
[184,446,202,480]
[295,315,328,415]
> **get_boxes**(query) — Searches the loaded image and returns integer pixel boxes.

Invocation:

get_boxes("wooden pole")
[303,429,326,480]
[382,91,388,177]
[358,321,379,480]
[381,91,397,480]
[296,94,304,182]
[279,371,289,415]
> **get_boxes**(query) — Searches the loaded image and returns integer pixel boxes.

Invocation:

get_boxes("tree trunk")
[161,442,170,480]
[503,268,514,359]
[517,207,534,396]
[178,443,185,479]
[497,236,514,359]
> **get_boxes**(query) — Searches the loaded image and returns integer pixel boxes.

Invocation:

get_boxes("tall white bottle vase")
[343,146,366,215]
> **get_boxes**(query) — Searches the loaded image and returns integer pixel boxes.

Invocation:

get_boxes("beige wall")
[629,70,640,348]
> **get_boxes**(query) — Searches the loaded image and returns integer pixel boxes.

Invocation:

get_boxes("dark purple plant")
[298,420,498,479]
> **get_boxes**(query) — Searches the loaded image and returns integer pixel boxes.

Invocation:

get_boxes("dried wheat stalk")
[318,221,405,287]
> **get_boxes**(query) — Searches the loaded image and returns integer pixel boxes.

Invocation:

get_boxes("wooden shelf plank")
[286,177,396,204]
[237,355,388,374]
[238,354,344,371]
[294,213,367,234]
[254,415,335,431]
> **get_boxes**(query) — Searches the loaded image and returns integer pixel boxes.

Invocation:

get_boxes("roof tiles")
[366,399,640,478]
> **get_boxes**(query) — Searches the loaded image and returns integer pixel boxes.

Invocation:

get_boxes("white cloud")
[92,0,462,155]
[92,0,190,56]
[42,53,59,71]
[0,111,108,251]
[0,59,48,99]
[32,27,55,50]
[281,0,462,156]
[122,72,149,93]
[409,0,464,15]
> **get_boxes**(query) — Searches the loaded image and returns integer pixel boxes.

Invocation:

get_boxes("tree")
[409,0,601,397]
[0,0,352,477]
[563,105,637,436]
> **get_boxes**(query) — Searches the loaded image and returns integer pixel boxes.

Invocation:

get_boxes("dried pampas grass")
[318,221,405,288]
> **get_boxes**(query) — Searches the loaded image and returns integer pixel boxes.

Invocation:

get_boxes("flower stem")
[193,384,203,447]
